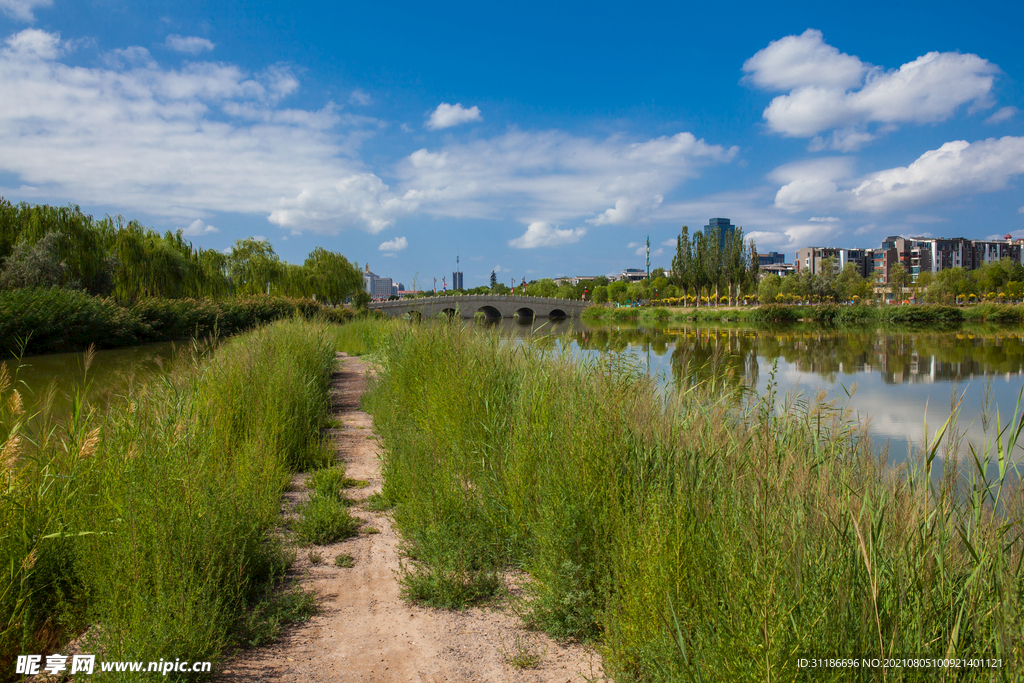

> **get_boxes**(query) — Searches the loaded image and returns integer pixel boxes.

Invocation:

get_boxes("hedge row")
[0,287,358,355]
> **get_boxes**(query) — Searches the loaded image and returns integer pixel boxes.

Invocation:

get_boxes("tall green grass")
[364,321,1024,681]
[0,319,337,680]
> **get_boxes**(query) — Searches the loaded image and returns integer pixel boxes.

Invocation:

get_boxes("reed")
[364,321,1024,681]
[0,319,336,680]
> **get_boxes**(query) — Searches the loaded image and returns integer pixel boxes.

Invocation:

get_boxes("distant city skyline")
[0,0,1021,289]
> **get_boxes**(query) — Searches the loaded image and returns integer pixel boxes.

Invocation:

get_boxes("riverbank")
[0,319,337,680]
[0,287,360,356]
[363,320,1022,680]
[582,301,1024,326]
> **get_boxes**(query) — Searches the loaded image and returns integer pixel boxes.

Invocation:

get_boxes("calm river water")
[9,321,1024,472]
[502,319,1024,470]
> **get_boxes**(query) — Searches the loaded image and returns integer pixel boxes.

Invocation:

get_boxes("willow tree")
[303,247,361,304]
[228,237,283,295]
[107,222,195,300]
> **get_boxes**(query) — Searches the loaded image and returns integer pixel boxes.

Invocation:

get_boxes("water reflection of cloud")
[758,362,1023,462]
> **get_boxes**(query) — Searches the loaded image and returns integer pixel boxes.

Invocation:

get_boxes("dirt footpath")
[216,354,605,683]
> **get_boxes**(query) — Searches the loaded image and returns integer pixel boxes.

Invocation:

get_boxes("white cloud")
[771,157,855,212]
[774,136,1024,213]
[0,29,394,234]
[745,29,998,149]
[508,222,585,249]
[269,174,415,234]
[425,102,481,130]
[181,219,219,236]
[349,88,371,105]
[986,106,1017,124]
[398,130,736,226]
[165,34,215,55]
[0,0,50,22]
[626,241,640,248]
[378,235,408,253]
[1019,206,1024,214]
[743,29,867,91]
[0,29,736,238]
[746,222,842,251]
[809,216,841,222]
[661,238,677,247]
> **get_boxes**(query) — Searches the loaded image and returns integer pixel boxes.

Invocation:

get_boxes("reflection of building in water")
[879,353,1014,384]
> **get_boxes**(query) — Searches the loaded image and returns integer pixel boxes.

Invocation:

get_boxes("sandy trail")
[216,354,605,683]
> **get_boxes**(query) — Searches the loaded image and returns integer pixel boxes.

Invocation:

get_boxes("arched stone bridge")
[368,294,591,320]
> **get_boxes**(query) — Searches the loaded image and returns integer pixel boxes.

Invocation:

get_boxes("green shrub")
[306,466,355,501]
[878,303,962,325]
[294,494,359,545]
[0,288,359,356]
[749,304,798,323]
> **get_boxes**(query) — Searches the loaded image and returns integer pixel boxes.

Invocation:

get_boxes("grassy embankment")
[0,287,361,356]
[583,302,1024,326]
[364,321,1023,681]
[0,318,360,681]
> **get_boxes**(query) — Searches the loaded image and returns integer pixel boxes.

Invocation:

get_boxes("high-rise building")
[757,252,786,266]
[372,277,393,299]
[703,217,737,251]
[363,263,376,294]
[453,255,464,291]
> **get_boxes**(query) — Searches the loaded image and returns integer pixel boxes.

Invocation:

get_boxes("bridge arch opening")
[407,310,424,322]
[473,305,502,322]
[440,308,458,320]
[548,308,568,320]
[514,307,535,323]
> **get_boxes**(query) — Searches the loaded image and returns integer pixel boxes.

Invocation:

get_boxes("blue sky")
[0,0,1022,288]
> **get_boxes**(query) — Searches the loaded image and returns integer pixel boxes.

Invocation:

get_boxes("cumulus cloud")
[165,34,215,55]
[774,136,1024,213]
[508,222,586,249]
[181,219,219,236]
[661,238,677,247]
[0,0,50,22]
[809,216,841,222]
[398,130,736,226]
[743,29,867,91]
[426,102,481,130]
[378,235,408,254]
[747,222,843,251]
[986,106,1017,124]
[0,28,737,238]
[0,29,394,234]
[744,29,998,150]
[269,174,415,234]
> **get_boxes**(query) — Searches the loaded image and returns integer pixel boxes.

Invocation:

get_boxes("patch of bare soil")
[216,354,606,682]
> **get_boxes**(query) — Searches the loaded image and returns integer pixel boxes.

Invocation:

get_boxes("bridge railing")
[369,294,588,307]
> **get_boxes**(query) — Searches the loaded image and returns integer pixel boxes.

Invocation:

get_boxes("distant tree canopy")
[0,198,361,303]
[670,224,759,306]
